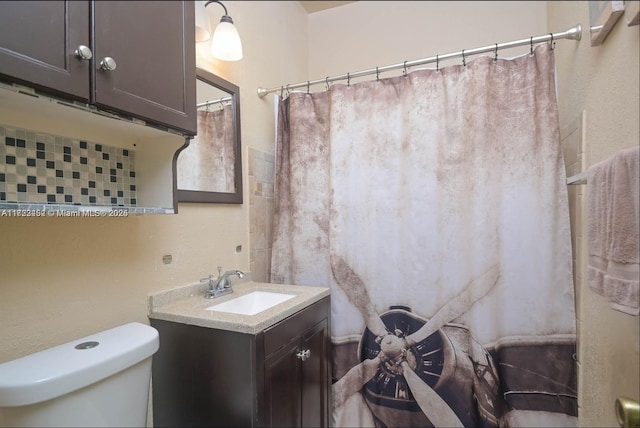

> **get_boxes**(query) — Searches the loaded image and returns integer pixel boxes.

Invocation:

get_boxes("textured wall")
[548,1,640,426]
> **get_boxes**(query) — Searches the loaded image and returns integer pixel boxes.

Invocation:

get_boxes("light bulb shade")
[195,0,211,42]
[210,16,243,61]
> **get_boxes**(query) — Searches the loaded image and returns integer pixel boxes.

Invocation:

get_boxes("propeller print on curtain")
[331,256,501,427]
[271,42,577,427]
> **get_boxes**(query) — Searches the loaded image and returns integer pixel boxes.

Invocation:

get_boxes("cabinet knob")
[74,45,93,61]
[99,57,117,72]
[296,349,311,361]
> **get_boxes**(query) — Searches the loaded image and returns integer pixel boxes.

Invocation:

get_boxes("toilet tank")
[0,322,159,428]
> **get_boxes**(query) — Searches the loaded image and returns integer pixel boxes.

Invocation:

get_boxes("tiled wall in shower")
[0,124,137,206]
[248,147,275,283]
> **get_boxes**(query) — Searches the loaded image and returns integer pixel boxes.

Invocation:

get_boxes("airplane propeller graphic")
[331,256,500,427]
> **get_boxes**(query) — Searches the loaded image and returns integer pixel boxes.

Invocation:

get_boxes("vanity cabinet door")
[300,319,330,428]
[0,1,90,100]
[93,1,196,134]
[264,339,301,427]
[263,297,331,428]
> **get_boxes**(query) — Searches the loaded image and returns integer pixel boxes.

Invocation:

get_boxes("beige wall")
[0,1,308,364]
[308,1,547,81]
[549,2,640,427]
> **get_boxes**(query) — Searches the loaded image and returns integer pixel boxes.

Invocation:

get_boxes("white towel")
[587,146,640,316]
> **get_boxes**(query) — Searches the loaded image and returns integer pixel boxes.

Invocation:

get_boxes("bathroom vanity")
[148,280,331,428]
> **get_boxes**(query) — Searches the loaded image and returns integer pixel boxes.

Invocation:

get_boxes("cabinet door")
[0,1,90,100]
[93,1,196,134]
[264,320,331,428]
[263,297,331,428]
[300,319,330,428]
[264,339,301,427]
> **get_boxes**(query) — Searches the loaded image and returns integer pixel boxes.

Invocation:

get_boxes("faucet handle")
[200,275,214,285]
[217,266,223,278]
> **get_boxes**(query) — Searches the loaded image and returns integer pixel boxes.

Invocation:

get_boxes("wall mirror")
[175,68,242,203]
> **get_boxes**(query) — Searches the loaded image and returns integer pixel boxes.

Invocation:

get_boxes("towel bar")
[566,172,587,185]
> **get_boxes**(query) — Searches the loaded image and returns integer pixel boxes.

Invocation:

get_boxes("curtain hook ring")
[219,97,224,110]
[436,55,439,72]
[494,43,498,62]
[376,67,379,82]
[280,86,284,98]
[306,81,310,94]
[286,83,291,97]
[403,61,408,77]
[549,33,555,50]
[530,36,534,55]
[325,76,330,91]
[347,72,350,87]
[462,49,466,67]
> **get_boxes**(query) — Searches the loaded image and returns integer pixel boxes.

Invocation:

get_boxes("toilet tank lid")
[0,322,159,407]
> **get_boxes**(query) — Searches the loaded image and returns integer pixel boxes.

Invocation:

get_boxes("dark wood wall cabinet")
[0,0,196,135]
[150,297,332,428]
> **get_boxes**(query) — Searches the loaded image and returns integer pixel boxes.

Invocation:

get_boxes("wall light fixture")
[195,0,243,61]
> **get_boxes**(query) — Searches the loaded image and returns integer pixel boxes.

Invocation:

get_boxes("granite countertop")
[147,276,330,334]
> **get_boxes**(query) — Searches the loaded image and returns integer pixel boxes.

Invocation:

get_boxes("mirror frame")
[174,68,242,204]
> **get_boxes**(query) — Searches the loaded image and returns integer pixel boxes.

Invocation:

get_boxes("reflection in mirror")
[181,83,234,193]
[175,68,242,204]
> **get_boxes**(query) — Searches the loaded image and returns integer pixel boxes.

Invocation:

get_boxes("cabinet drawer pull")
[296,349,311,361]
[74,45,93,61]
[99,57,117,71]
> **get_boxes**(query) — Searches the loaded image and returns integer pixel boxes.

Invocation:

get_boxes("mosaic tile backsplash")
[0,124,136,206]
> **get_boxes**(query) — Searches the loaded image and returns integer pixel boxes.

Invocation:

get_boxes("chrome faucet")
[201,266,246,299]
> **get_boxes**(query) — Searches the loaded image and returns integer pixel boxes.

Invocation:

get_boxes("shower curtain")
[177,106,235,193]
[271,43,577,427]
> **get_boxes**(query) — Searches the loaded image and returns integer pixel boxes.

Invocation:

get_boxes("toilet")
[0,322,159,427]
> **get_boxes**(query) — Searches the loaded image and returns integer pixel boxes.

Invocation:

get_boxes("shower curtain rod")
[257,24,582,98]
[197,96,233,109]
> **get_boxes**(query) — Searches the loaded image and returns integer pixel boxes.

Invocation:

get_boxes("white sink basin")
[205,291,297,316]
